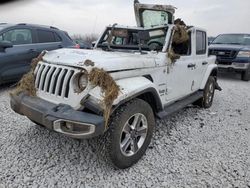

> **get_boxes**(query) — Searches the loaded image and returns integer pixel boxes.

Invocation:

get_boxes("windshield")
[97,27,167,52]
[212,34,250,45]
[141,10,170,28]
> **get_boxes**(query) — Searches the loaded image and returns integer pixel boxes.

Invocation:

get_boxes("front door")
[165,56,197,102]
[0,28,39,83]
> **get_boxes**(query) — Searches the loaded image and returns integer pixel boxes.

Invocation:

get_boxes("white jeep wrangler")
[10,2,219,169]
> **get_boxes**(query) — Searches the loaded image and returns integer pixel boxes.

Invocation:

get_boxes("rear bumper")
[10,92,105,139]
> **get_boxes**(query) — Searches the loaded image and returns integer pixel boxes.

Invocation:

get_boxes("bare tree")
[71,34,98,45]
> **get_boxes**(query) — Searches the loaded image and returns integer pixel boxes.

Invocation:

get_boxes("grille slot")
[35,63,77,98]
[209,49,237,59]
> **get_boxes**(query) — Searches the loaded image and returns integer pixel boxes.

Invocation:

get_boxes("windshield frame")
[96,26,168,52]
[212,34,250,46]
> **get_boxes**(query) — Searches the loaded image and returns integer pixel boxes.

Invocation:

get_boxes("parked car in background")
[209,33,250,81]
[208,37,215,45]
[74,39,92,49]
[0,23,78,85]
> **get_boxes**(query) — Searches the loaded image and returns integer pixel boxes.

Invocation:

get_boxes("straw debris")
[88,67,120,127]
[13,51,46,96]
[168,18,189,64]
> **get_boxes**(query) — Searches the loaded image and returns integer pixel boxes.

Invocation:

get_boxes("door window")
[196,31,206,55]
[37,30,58,43]
[172,31,192,56]
[0,29,32,45]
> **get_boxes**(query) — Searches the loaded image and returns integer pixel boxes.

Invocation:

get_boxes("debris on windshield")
[89,67,120,128]
[12,51,46,96]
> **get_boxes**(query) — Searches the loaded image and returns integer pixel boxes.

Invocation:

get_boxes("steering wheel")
[148,41,163,51]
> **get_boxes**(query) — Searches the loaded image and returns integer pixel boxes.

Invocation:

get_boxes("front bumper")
[218,62,250,71]
[10,93,105,139]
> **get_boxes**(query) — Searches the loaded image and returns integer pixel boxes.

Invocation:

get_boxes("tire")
[107,98,155,169]
[194,76,216,108]
[241,69,250,81]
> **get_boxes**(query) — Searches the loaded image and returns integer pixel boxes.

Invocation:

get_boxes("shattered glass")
[142,10,169,28]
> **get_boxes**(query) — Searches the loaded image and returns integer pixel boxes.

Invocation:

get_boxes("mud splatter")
[84,59,95,67]
[89,67,120,128]
[12,51,46,96]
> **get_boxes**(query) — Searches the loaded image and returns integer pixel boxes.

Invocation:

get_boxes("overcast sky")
[0,0,249,37]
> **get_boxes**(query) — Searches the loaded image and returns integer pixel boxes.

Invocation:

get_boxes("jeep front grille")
[34,62,76,98]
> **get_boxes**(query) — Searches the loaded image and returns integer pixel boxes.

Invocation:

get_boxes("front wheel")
[107,99,155,169]
[194,76,216,108]
[241,69,250,81]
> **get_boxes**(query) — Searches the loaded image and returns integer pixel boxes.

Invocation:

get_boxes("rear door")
[34,29,64,52]
[0,28,38,83]
[192,30,208,90]
[134,1,175,28]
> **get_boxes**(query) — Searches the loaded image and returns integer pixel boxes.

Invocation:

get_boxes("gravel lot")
[0,73,249,188]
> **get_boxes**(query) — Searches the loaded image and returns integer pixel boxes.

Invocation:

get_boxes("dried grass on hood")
[13,51,46,96]
[89,68,120,127]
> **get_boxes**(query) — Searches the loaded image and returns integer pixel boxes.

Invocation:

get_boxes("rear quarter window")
[196,31,206,55]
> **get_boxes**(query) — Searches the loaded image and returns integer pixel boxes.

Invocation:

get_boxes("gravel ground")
[0,73,249,188]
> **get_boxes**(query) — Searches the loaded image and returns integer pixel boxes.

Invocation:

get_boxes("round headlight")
[78,73,88,91]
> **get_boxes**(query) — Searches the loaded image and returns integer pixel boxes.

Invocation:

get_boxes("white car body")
[35,25,216,111]
[11,1,218,139]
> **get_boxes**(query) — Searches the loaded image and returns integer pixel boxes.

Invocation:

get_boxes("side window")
[196,31,206,55]
[37,30,56,43]
[0,34,3,41]
[172,31,192,56]
[1,29,33,45]
[54,33,62,42]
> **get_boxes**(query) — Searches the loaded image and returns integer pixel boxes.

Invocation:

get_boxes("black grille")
[34,64,74,98]
[209,49,237,59]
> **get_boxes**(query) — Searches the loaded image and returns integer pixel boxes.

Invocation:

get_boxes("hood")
[42,48,156,72]
[209,44,250,51]
[134,0,175,27]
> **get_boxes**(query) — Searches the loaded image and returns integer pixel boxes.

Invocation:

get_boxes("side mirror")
[0,41,13,52]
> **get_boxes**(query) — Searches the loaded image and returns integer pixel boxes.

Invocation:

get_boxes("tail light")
[75,44,80,49]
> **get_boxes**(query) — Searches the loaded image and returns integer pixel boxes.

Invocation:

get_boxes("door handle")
[58,45,63,48]
[29,49,38,53]
[187,63,196,68]
[202,61,208,65]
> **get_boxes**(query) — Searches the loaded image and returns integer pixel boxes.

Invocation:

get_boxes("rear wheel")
[107,98,155,169]
[194,76,216,108]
